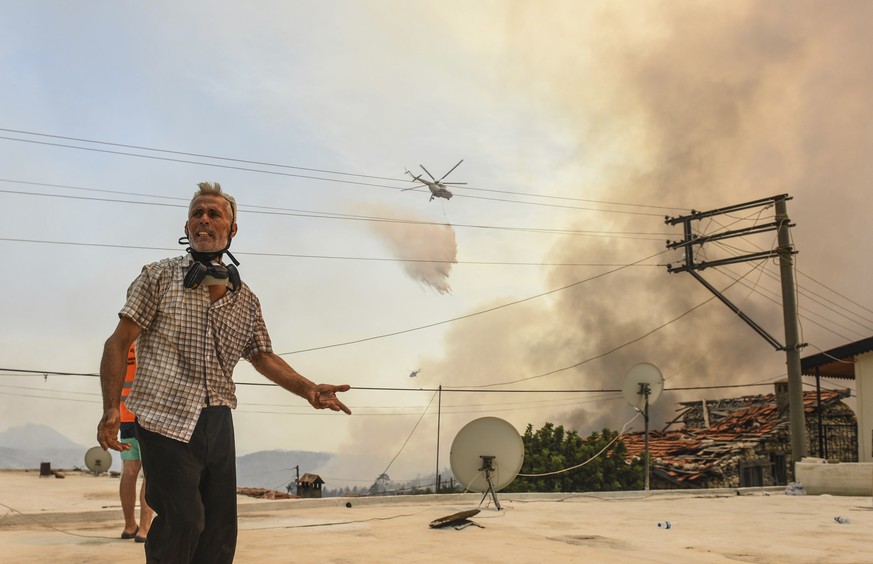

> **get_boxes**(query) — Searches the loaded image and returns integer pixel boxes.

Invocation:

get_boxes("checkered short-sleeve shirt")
[121,255,272,443]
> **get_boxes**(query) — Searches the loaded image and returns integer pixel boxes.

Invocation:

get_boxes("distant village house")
[296,473,324,498]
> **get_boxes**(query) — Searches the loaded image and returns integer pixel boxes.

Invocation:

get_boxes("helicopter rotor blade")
[437,159,464,182]
[419,164,437,182]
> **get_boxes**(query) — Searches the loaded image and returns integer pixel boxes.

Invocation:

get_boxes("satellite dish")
[622,362,664,410]
[450,417,524,510]
[84,446,112,476]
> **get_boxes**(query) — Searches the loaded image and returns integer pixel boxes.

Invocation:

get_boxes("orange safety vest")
[120,343,136,423]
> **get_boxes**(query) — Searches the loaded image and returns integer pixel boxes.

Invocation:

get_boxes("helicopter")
[403,159,466,201]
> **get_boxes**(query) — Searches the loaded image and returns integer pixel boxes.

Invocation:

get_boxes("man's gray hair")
[190,181,237,223]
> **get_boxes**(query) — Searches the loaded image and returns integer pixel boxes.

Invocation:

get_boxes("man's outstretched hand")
[309,384,352,414]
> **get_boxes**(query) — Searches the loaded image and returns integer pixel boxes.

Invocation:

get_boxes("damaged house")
[622,382,856,489]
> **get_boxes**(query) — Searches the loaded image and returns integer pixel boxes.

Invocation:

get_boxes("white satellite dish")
[622,362,664,410]
[623,362,664,492]
[450,416,524,510]
[84,446,112,476]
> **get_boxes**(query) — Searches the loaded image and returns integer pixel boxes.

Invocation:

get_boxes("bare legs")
[120,459,153,539]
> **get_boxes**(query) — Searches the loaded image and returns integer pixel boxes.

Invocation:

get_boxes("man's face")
[186,195,236,254]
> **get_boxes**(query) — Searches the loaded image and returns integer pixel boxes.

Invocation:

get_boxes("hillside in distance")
[0,423,95,470]
[0,424,333,487]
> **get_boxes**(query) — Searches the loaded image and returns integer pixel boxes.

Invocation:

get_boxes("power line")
[1,133,658,214]
[0,179,672,240]
[366,390,437,496]
[668,382,779,391]
[0,236,664,268]
[711,240,873,331]
[700,213,873,328]
[278,249,670,355]
[460,261,768,389]
[0,384,98,397]
[0,380,842,413]
[0,391,97,404]
[0,369,97,377]
[0,128,686,213]
[235,393,622,411]
[0,365,849,418]
[710,262,864,342]
[346,386,620,393]
[459,296,714,388]
[796,269,873,318]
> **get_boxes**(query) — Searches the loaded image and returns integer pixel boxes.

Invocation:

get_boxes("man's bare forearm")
[251,352,316,399]
[100,317,141,410]
[100,334,129,410]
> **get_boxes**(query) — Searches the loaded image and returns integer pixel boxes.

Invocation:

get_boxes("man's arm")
[250,352,351,414]
[97,316,142,451]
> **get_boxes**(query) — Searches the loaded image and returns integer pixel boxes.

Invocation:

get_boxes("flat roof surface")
[1,469,872,563]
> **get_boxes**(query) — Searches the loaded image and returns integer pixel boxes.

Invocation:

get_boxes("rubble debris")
[236,487,297,500]
[623,388,856,489]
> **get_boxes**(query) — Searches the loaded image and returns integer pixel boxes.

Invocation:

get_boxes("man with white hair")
[97,181,351,563]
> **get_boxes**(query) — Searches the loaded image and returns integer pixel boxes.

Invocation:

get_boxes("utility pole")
[775,198,808,462]
[665,194,807,469]
[286,464,300,495]
[435,385,442,494]
[641,382,651,492]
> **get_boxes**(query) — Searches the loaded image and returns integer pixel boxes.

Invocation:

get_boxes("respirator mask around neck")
[179,236,241,292]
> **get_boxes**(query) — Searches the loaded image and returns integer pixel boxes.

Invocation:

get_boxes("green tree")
[504,422,644,493]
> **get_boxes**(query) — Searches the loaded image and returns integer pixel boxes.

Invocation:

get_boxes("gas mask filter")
[183,261,241,291]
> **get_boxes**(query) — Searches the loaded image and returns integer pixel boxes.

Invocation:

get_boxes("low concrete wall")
[796,459,873,496]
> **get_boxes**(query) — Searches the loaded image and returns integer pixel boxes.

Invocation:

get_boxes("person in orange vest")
[119,343,153,542]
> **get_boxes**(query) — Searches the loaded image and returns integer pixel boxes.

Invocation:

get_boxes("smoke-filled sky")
[2,1,872,487]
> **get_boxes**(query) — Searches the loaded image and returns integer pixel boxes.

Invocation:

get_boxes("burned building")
[622,384,856,489]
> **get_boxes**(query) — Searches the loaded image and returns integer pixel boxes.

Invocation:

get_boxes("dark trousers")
[136,407,237,564]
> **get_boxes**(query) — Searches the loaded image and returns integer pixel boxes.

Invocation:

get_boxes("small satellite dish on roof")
[84,446,112,476]
[450,416,524,510]
[623,362,664,492]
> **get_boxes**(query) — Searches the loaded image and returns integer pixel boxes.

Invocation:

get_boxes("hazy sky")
[2,1,872,488]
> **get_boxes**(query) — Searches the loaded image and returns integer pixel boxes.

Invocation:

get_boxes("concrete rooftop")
[1,469,871,563]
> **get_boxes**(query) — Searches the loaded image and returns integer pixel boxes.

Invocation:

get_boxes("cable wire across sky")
[0,128,688,214]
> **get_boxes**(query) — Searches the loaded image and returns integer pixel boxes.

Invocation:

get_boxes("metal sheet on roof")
[800,336,873,380]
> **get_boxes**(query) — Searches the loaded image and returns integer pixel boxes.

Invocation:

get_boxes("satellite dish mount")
[478,455,502,510]
[622,363,664,492]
